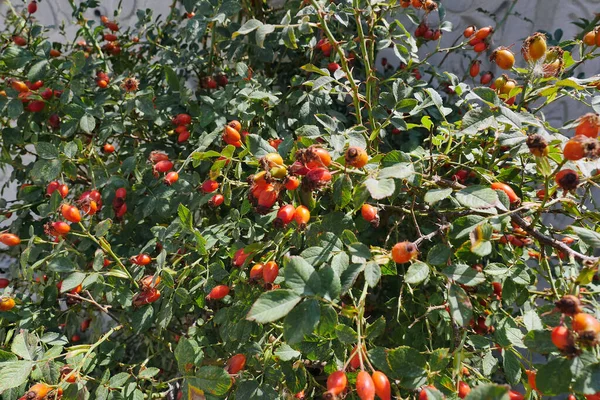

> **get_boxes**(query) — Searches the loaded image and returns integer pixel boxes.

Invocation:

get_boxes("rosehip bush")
[2,0,600,399]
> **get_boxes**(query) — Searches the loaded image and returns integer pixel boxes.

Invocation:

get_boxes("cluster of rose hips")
[200,74,228,90]
[324,346,391,400]
[111,187,127,219]
[463,25,493,54]
[171,112,192,143]
[414,23,441,41]
[400,0,438,12]
[96,71,111,89]
[132,274,161,307]
[4,78,61,114]
[222,120,246,147]
[551,295,600,356]
[200,176,224,208]
[148,150,179,186]
[563,113,600,161]
[99,15,121,55]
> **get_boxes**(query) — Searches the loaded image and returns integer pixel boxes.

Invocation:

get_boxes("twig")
[510,214,599,264]
[414,224,450,246]
[66,290,111,314]
[408,305,448,329]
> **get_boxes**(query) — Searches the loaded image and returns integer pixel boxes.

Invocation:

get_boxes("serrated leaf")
[232,19,263,38]
[571,226,600,248]
[378,163,414,180]
[187,367,232,396]
[284,256,321,296]
[0,361,33,392]
[80,114,96,134]
[364,261,381,287]
[503,350,521,385]
[247,289,301,323]
[448,284,473,327]
[405,261,430,285]
[35,142,59,160]
[464,384,509,400]
[443,264,486,286]
[455,186,498,209]
[283,299,320,344]
[60,272,86,293]
[274,344,300,361]
[364,178,395,200]
[424,188,452,204]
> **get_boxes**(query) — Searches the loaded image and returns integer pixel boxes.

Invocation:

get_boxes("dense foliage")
[1,0,600,399]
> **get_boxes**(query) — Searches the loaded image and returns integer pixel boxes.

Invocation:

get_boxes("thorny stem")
[510,214,599,264]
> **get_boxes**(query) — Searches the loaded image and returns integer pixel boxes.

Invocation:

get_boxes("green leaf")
[405,261,430,285]
[232,19,263,38]
[255,24,275,48]
[30,159,61,182]
[47,256,76,272]
[60,272,86,293]
[1,46,33,69]
[464,384,509,400]
[139,367,160,380]
[94,219,112,237]
[333,174,353,209]
[426,244,451,266]
[283,299,320,344]
[574,363,600,395]
[442,264,486,286]
[424,188,453,205]
[284,256,322,296]
[571,226,600,248]
[247,289,302,323]
[448,284,473,327]
[300,64,329,76]
[188,367,232,396]
[378,163,415,180]
[502,350,521,385]
[80,114,96,134]
[274,344,301,361]
[35,142,59,160]
[247,134,277,157]
[178,204,193,230]
[386,346,427,380]
[461,108,497,135]
[164,65,180,91]
[455,186,498,209]
[11,332,38,361]
[537,358,573,395]
[523,330,555,354]
[364,261,381,287]
[334,324,357,344]
[310,76,334,90]
[450,215,486,239]
[429,348,450,371]
[366,317,387,340]
[0,361,33,392]
[364,178,395,200]
[175,338,203,375]
[28,60,49,81]
[317,266,341,301]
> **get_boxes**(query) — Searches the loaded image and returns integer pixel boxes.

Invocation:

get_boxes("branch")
[66,290,112,314]
[510,214,599,264]
[414,224,450,246]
